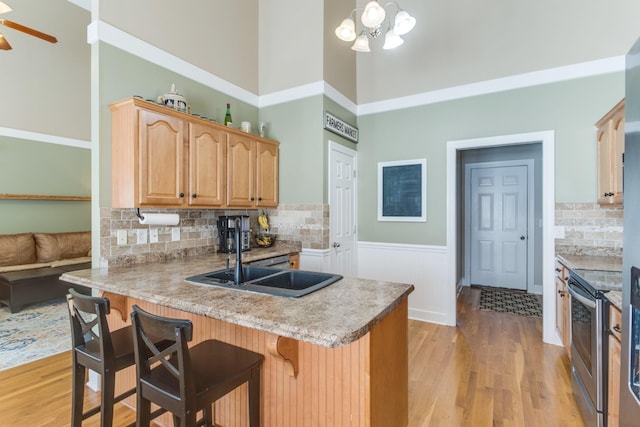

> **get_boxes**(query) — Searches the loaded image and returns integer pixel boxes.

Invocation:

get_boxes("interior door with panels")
[469,165,528,290]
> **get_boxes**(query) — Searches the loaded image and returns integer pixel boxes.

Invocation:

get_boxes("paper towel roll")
[138,213,180,225]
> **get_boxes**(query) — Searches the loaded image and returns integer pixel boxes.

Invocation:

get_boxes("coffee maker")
[217,215,250,253]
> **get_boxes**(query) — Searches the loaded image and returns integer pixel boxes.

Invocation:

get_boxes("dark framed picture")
[378,159,426,222]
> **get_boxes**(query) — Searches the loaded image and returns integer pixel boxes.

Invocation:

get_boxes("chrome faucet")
[233,217,244,285]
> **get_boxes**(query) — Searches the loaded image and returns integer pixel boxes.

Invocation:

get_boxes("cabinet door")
[256,140,279,207]
[608,306,622,427]
[188,123,227,207]
[289,253,300,270]
[227,134,255,207]
[138,110,186,206]
[555,276,565,343]
[597,123,613,205]
[611,111,625,205]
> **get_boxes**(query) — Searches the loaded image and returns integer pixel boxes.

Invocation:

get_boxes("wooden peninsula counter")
[61,252,414,427]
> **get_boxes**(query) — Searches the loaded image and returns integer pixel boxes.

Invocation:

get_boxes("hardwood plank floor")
[407,287,585,427]
[0,287,584,426]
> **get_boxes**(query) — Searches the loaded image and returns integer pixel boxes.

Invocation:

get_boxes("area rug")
[0,298,70,371]
[478,286,542,318]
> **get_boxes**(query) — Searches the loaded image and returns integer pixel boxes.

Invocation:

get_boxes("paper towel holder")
[135,208,145,221]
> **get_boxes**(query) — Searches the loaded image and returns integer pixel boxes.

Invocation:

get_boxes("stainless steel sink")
[186,267,343,298]
[199,266,277,282]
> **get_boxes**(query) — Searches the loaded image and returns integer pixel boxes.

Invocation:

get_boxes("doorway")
[466,160,534,291]
[446,131,558,345]
[328,141,357,277]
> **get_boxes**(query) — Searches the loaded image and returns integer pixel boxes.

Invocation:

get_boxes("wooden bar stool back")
[131,305,264,427]
[66,288,136,427]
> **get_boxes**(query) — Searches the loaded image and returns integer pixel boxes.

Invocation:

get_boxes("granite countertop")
[61,249,414,349]
[556,252,623,308]
[556,253,623,272]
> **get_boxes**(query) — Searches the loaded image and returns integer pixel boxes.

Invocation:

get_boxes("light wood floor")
[0,287,584,426]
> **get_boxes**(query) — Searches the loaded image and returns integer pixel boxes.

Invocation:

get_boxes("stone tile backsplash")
[100,204,329,267]
[555,202,623,257]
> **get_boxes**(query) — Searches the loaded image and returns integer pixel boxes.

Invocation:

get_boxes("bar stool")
[131,305,264,427]
[66,288,137,427]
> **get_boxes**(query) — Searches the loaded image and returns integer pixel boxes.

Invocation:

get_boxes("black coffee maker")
[217,215,250,253]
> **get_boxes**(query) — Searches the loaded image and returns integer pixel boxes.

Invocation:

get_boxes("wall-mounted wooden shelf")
[0,194,91,201]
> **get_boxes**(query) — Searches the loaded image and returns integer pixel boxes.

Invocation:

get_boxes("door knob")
[520,236,525,240]
[332,242,341,248]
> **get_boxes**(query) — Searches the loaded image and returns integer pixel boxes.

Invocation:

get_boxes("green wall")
[357,72,625,245]
[0,137,90,234]
[259,96,325,203]
[97,43,260,206]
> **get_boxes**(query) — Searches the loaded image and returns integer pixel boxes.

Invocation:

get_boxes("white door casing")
[328,141,357,277]
[447,131,556,346]
[468,164,529,290]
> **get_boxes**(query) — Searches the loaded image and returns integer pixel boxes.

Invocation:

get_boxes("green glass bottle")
[224,103,232,126]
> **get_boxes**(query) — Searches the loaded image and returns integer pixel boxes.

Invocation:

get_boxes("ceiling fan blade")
[0,19,57,44]
[0,31,11,50]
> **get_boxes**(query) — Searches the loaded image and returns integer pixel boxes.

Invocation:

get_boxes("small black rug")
[478,286,542,318]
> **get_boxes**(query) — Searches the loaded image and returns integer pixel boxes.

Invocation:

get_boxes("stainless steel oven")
[567,271,607,427]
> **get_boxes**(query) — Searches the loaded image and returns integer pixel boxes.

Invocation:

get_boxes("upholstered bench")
[0,232,92,313]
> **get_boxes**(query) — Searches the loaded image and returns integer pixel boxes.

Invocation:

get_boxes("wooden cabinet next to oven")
[596,99,625,206]
[555,258,571,357]
[608,303,622,427]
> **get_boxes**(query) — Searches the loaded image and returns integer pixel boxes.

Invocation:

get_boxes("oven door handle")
[567,284,596,309]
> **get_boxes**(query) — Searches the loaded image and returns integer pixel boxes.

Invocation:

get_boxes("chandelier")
[334,1,416,52]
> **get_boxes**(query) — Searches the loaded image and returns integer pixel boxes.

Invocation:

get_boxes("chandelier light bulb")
[383,29,404,50]
[394,10,416,36]
[351,31,371,52]
[335,18,356,41]
[361,1,386,28]
[0,2,12,14]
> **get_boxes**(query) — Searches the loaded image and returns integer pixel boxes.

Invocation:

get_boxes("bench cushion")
[35,232,91,263]
[0,233,36,266]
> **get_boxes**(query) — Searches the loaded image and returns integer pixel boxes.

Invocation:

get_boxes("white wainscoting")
[357,241,450,325]
[299,248,331,273]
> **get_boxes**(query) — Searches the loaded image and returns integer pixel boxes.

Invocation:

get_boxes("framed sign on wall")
[378,159,427,222]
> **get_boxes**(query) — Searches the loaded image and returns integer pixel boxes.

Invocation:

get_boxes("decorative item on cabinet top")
[157,84,190,113]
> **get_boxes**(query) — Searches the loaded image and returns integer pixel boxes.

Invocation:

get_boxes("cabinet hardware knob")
[179,192,185,198]
[520,235,525,240]
[192,194,197,198]
[258,197,262,201]
[250,197,255,201]
[332,242,341,248]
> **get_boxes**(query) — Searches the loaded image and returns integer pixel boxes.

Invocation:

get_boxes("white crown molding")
[357,56,625,116]
[86,20,624,117]
[87,21,259,107]
[0,127,91,149]
[67,0,90,11]
[258,81,358,115]
[258,81,325,108]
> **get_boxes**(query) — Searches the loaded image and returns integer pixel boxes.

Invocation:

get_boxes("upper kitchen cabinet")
[227,133,279,208]
[110,97,277,210]
[596,99,625,206]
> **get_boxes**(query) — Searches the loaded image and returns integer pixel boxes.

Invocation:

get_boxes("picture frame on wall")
[378,159,427,222]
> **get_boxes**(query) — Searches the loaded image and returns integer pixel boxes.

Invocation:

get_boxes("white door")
[329,142,357,277]
[470,165,528,290]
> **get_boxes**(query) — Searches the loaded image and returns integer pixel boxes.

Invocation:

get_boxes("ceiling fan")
[0,1,57,50]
